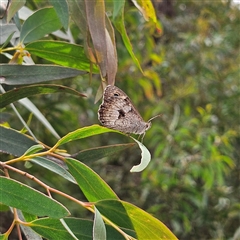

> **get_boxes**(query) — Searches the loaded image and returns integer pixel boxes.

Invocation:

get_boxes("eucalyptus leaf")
[0,177,70,218]
[0,64,86,85]
[20,7,62,43]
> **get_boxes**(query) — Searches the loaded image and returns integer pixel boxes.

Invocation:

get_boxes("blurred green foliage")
[111,1,239,239]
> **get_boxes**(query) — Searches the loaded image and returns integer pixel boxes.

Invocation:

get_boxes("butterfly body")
[98,85,151,134]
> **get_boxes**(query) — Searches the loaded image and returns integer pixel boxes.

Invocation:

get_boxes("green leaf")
[0,126,36,156]
[66,158,118,202]
[0,177,70,218]
[0,64,86,85]
[23,144,45,156]
[73,143,135,163]
[30,217,127,240]
[112,2,143,73]
[0,84,86,108]
[7,0,26,23]
[25,41,98,72]
[31,157,76,184]
[93,206,106,240]
[53,125,120,148]
[49,0,69,30]
[20,7,62,43]
[30,218,77,239]
[96,200,177,240]
[129,137,151,172]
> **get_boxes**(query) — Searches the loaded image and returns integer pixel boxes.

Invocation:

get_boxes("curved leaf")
[130,137,151,172]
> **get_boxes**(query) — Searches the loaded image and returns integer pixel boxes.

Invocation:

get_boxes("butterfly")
[98,85,159,138]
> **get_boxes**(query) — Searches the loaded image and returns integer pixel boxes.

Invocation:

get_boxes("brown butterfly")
[98,85,159,137]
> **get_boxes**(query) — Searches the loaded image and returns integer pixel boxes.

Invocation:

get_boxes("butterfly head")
[145,122,152,131]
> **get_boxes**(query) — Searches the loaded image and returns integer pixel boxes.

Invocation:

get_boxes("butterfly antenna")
[147,114,162,123]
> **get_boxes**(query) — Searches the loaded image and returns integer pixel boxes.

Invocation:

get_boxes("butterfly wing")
[98,85,150,134]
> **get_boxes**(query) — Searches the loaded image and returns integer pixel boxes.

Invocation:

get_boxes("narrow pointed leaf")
[31,157,76,184]
[0,64,86,85]
[93,206,106,240]
[0,177,70,218]
[66,158,118,202]
[53,125,120,148]
[0,84,86,108]
[112,2,143,73]
[85,0,107,77]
